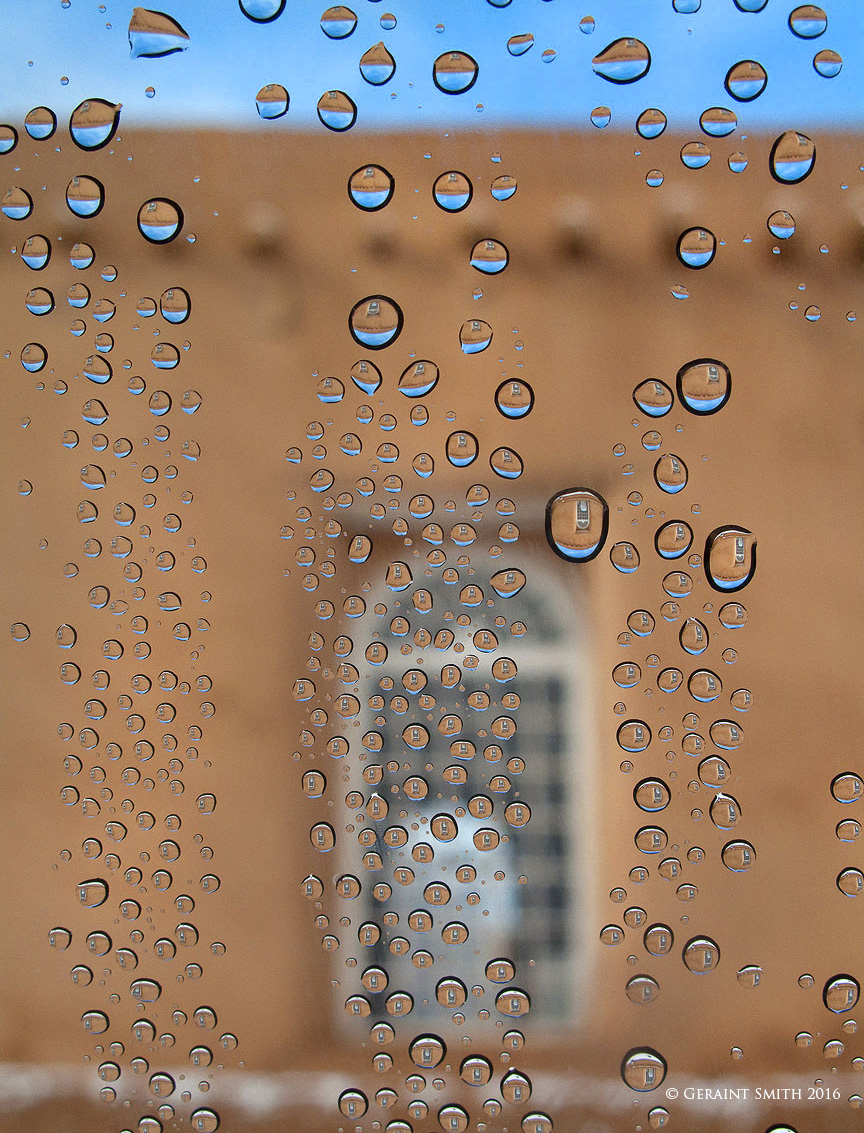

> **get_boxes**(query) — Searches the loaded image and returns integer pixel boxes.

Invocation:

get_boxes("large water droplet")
[495,379,533,418]
[349,296,403,348]
[546,488,608,562]
[656,521,693,559]
[704,526,756,591]
[676,358,730,413]
[77,878,108,907]
[507,33,534,56]
[770,131,816,184]
[256,84,288,119]
[592,38,651,84]
[66,176,105,218]
[633,379,673,417]
[191,1109,220,1132]
[725,60,767,101]
[434,170,472,211]
[317,90,357,131]
[700,106,737,137]
[680,141,710,169]
[824,975,860,1013]
[654,453,688,494]
[677,227,716,269]
[470,238,508,274]
[636,108,667,138]
[395,360,436,398]
[69,99,121,150]
[446,431,478,467]
[433,51,479,94]
[621,1048,667,1090]
[360,42,396,85]
[82,355,112,384]
[24,106,56,140]
[349,359,381,394]
[789,6,827,38]
[21,234,51,270]
[813,49,842,78]
[321,6,355,37]
[137,198,183,243]
[128,8,190,57]
[0,126,17,154]
[348,165,394,210]
[683,936,720,973]
[25,287,54,315]
[3,187,33,220]
[459,318,492,353]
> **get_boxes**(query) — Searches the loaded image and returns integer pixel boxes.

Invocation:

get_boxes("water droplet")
[590,106,611,129]
[789,5,827,37]
[676,358,730,413]
[349,296,402,348]
[837,868,864,896]
[256,84,289,119]
[398,360,438,397]
[766,210,796,240]
[459,318,492,353]
[69,99,121,150]
[824,975,860,1013]
[470,238,509,274]
[360,42,396,85]
[725,59,767,102]
[700,106,737,137]
[683,935,720,973]
[190,1109,220,1132]
[507,33,534,56]
[348,164,394,210]
[728,151,748,173]
[137,198,183,243]
[831,772,863,803]
[434,170,473,211]
[490,446,522,479]
[24,106,56,140]
[813,49,842,77]
[653,453,688,494]
[0,125,18,154]
[21,234,51,271]
[433,52,479,95]
[677,227,716,269]
[145,85,156,98]
[680,141,710,169]
[704,527,756,591]
[128,7,190,57]
[546,488,608,562]
[2,187,32,220]
[338,1089,368,1118]
[495,379,534,418]
[321,6,356,38]
[770,130,816,184]
[621,1047,667,1090]
[637,108,667,138]
[592,38,651,84]
[347,358,381,394]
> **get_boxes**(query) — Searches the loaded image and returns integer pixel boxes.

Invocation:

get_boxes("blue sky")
[1,0,862,132]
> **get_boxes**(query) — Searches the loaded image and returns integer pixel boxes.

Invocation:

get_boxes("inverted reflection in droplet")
[128,7,190,57]
[592,38,651,84]
[546,488,608,562]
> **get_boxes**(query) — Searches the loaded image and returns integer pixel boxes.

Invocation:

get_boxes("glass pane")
[2,3,863,1131]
